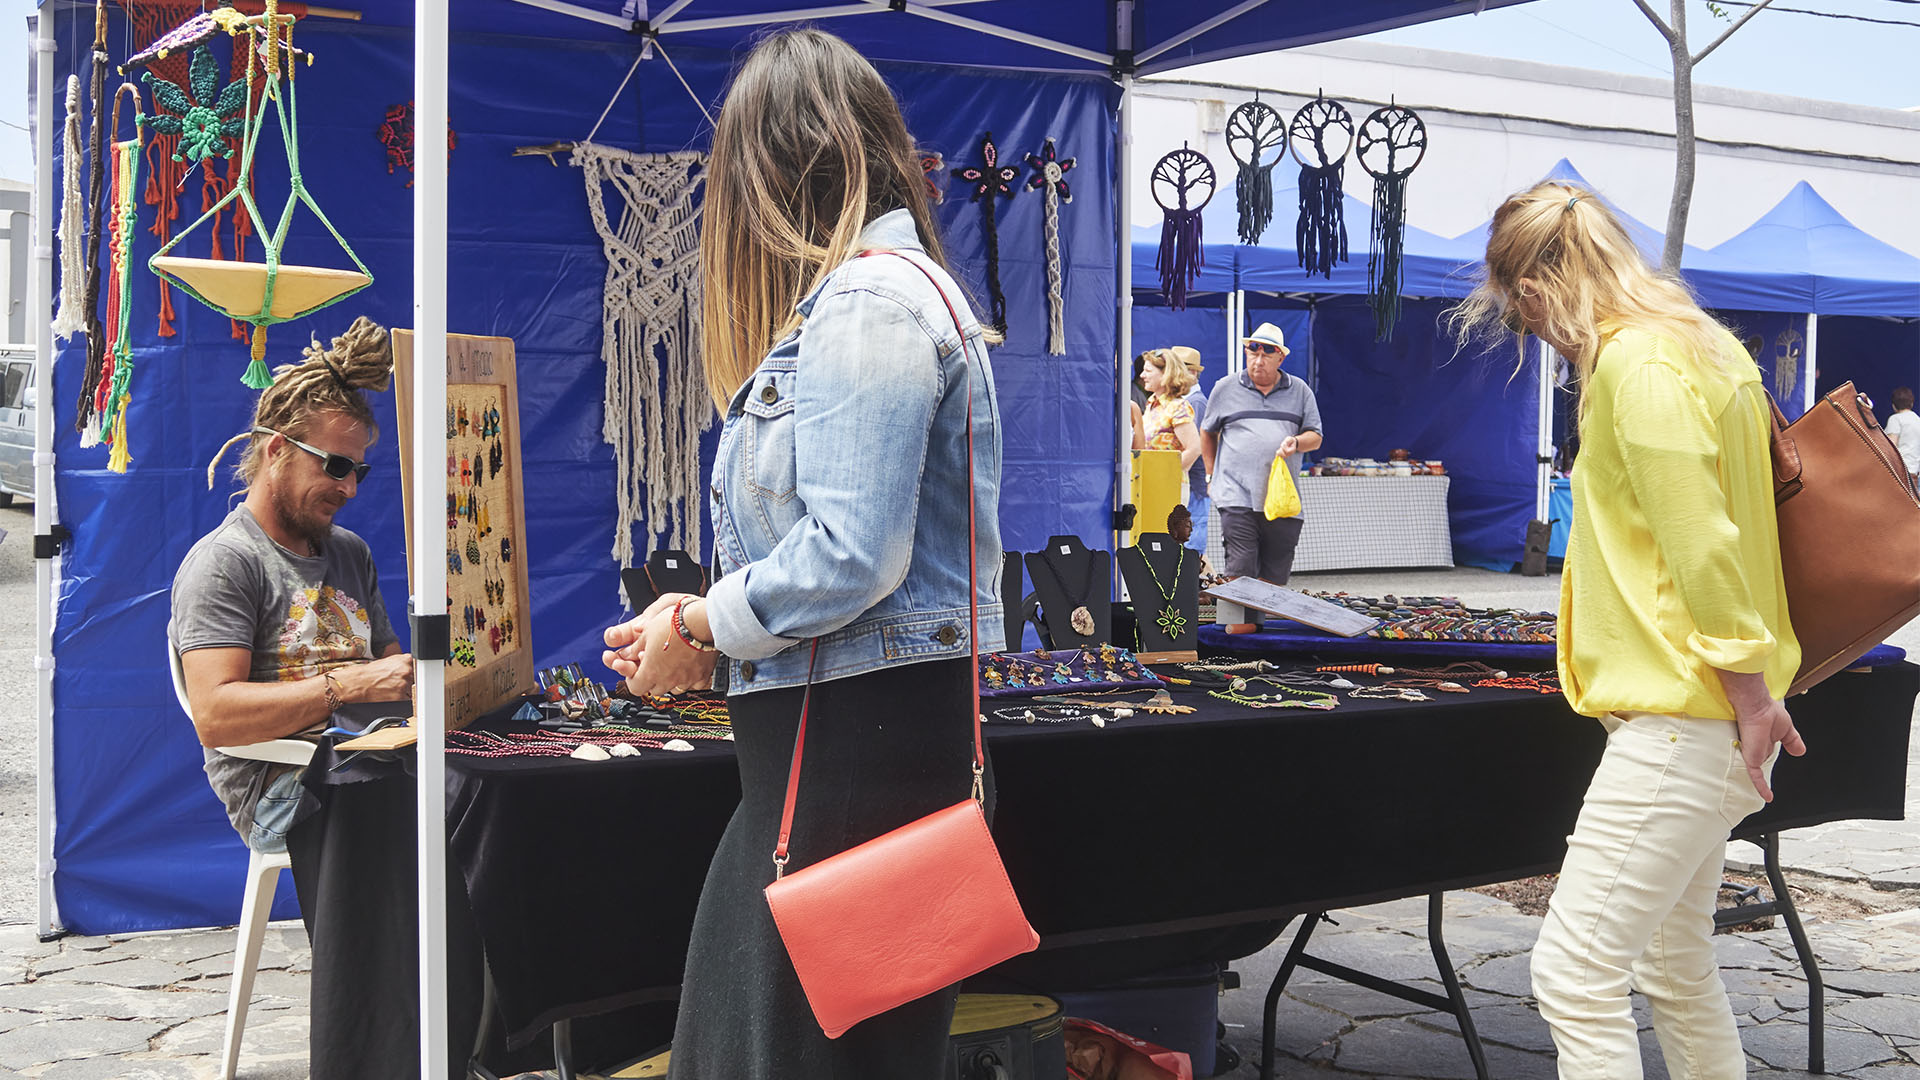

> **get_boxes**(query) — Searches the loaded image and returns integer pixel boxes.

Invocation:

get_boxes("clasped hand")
[602,592,717,697]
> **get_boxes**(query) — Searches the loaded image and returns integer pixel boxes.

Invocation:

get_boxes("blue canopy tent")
[27,0,1539,1069]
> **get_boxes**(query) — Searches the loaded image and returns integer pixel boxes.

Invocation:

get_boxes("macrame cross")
[1025,138,1075,355]
[952,132,1020,336]
[573,143,713,569]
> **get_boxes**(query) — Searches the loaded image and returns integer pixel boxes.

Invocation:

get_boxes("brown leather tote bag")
[1770,383,1920,695]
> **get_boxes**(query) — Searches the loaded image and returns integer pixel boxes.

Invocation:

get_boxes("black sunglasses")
[1244,341,1282,356]
[256,427,372,482]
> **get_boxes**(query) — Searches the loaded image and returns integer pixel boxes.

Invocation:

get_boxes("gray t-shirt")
[169,505,398,840]
[1201,371,1323,512]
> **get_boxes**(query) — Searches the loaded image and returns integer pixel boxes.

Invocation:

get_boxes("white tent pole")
[1803,313,1818,416]
[1117,69,1134,550]
[413,0,451,1075]
[1536,340,1552,524]
[31,5,61,941]
[1225,291,1237,375]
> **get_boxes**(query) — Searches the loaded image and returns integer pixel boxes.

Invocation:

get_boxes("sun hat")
[1245,322,1290,355]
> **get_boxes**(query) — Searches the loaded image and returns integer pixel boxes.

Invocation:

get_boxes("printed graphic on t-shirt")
[276,585,374,680]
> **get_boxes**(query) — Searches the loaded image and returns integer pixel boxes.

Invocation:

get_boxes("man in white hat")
[1200,322,1323,592]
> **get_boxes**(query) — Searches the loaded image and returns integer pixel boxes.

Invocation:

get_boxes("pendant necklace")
[1040,547,1098,637]
[1138,545,1187,639]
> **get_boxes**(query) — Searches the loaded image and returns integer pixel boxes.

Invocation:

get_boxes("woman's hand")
[1718,669,1807,802]
[602,595,717,696]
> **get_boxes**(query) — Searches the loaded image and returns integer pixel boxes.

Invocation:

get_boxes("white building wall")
[1136,41,1920,258]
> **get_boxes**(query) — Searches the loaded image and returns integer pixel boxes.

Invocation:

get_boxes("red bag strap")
[773,247,983,879]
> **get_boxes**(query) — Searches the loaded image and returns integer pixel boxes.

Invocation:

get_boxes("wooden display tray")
[1202,578,1380,638]
[335,724,419,752]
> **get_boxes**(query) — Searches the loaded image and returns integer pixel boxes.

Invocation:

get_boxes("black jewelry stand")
[1116,533,1201,652]
[1025,535,1111,648]
[1001,552,1027,652]
[620,549,709,611]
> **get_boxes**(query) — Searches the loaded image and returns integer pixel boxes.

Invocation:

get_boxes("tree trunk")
[1662,0,1694,272]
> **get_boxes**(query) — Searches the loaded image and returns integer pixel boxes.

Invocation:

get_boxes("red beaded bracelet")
[672,598,718,653]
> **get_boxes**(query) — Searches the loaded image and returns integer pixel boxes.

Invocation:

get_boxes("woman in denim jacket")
[601,28,1004,1079]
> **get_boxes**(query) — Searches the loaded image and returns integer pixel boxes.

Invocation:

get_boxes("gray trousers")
[1218,507,1305,584]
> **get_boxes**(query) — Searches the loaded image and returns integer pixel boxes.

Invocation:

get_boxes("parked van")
[0,346,33,506]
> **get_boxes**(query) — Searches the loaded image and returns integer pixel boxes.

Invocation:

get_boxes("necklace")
[1475,674,1562,694]
[1137,545,1187,640]
[1209,677,1338,711]
[1348,685,1431,702]
[1038,546,1098,637]
[986,703,1106,725]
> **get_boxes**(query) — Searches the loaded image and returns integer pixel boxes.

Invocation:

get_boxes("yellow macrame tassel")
[242,325,274,389]
[106,396,132,474]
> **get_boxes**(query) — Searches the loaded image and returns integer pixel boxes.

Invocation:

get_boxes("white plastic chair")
[168,643,315,1080]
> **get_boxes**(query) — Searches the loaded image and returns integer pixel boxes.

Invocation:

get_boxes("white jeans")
[1532,711,1775,1080]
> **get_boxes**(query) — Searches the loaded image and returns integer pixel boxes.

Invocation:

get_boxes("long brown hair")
[1450,182,1743,418]
[700,28,956,409]
[207,316,392,489]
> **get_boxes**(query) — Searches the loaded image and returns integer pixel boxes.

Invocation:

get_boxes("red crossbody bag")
[762,249,1039,1039]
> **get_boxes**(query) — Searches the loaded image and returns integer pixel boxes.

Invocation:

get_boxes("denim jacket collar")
[794,209,926,319]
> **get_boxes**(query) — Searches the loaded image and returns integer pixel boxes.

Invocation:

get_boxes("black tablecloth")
[292,662,1918,1074]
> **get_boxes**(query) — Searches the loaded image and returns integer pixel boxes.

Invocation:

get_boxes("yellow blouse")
[1558,326,1800,720]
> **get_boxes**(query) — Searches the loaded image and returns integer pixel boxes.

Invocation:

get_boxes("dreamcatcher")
[1225,97,1285,246]
[951,133,1021,336]
[1289,95,1353,280]
[1356,102,1427,342]
[1025,138,1075,355]
[1151,146,1214,312]
[1774,326,1804,401]
[147,0,373,387]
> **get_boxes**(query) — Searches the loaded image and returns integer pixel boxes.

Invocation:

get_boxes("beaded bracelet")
[1208,677,1338,711]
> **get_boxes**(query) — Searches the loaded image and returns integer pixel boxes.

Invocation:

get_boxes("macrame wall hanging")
[120,0,265,340]
[573,144,712,566]
[78,86,145,471]
[1025,138,1075,355]
[1225,97,1284,246]
[952,132,1020,336]
[1774,326,1803,401]
[1289,94,1353,279]
[919,150,946,206]
[71,1,114,434]
[1356,101,1427,342]
[52,76,87,342]
[378,100,457,188]
[147,0,373,387]
[1151,145,1214,312]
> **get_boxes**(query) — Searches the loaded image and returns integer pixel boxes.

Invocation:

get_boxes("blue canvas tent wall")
[29,0,1542,939]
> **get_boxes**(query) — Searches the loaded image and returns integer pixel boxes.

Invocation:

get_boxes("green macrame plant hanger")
[148,0,372,388]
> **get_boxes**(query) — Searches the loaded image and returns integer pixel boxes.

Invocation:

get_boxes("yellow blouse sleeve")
[1611,357,1778,672]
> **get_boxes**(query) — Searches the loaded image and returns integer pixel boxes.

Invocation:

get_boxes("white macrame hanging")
[52,75,88,342]
[573,143,712,569]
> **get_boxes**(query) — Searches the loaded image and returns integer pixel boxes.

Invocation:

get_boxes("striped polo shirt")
[1201,370,1323,512]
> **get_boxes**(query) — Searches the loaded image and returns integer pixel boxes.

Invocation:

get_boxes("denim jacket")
[704,209,1005,694]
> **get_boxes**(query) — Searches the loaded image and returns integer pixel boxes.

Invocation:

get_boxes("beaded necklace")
[1209,677,1338,711]
[986,703,1106,725]
[1474,674,1562,694]
[1137,545,1188,640]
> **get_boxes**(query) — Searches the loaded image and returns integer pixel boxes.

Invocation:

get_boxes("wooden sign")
[1202,578,1380,638]
[392,331,535,729]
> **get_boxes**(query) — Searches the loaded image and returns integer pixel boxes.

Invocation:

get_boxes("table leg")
[1259,913,1321,1080]
[1716,834,1824,1074]
[1425,892,1489,1080]
[553,1019,576,1080]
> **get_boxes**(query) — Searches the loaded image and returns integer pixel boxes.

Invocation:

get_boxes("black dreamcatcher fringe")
[1368,174,1408,342]
[1297,162,1347,280]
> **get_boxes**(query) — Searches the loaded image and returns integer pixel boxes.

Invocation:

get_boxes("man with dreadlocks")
[169,316,412,854]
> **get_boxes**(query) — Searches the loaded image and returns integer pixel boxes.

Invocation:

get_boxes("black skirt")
[667,656,991,1080]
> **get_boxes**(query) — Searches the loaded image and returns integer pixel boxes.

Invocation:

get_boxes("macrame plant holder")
[77,86,146,471]
[1357,101,1427,342]
[952,133,1020,336]
[1151,145,1214,312]
[1226,96,1284,246]
[1290,94,1353,280]
[1025,138,1075,355]
[146,0,372,388]
[572,144,712,567]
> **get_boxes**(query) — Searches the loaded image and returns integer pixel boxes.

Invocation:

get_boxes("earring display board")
[622,549,708,612]
[1025,536,1111,649]
[1117,533,1201,653]
[1203,577,1379,638]
[1001,552,1027,651]
[393,330,536,729]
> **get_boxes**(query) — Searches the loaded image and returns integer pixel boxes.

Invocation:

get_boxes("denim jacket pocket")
[741,368,798,504]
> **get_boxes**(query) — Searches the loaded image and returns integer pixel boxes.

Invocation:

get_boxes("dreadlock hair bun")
[208,316,395,490]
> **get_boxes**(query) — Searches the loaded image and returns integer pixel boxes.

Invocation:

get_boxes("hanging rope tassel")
[242,326,275,389]
[53,77,87,341]
[1236,160,1273,248]
[1025,138,1075,356]
[952,133,1020,337]
[107,398,132,474]
[1297,162,1347,279]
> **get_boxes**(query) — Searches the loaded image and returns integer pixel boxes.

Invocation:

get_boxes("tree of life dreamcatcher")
[1357,103,1427,342]
[1289,95,1354,280]
[1226,97,1285,247]
[1151,146,1215,312]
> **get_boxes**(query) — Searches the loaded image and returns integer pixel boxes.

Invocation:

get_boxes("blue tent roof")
[386,0,1538,75]
[1709,182,1920,317]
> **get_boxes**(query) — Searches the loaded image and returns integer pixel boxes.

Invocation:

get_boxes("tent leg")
[30,0,62,944]
[1115,70,1135,552]
[1803,314,1819,415]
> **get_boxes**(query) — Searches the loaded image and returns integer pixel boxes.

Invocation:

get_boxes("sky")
[1,0,1914,182]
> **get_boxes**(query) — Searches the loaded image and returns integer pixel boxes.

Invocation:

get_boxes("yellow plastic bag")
[1264,450,1301,520]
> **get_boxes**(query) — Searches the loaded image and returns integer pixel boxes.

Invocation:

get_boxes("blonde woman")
[1455,183,1804,1078]
[1134,346,1203,473]
[598,28,1002,1079]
